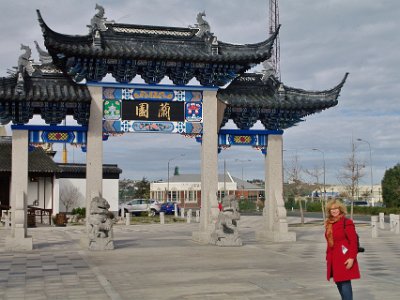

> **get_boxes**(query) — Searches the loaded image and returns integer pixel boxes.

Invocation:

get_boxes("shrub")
[239,199,256,211]
[71,207,86,218]
[306,202,322,212]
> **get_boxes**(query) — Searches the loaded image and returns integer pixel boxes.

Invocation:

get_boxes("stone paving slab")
[0,216,399,299]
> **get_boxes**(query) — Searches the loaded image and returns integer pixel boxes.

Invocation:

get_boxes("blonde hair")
[325,199,347,217]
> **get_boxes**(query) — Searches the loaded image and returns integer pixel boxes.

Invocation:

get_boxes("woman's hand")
[344,258,354,269]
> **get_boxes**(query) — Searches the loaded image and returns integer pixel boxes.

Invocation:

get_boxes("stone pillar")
[5,129,33,250]
[379,212,385,230]
[256,134,296,242]
[187,209,192,223]
[195,210,200,223]
[394,215,400,234]
[160,212,165,225]
[81,86,104,249]
[371,215,378,238]
[389,214,394,232]
[125,213,131,226]
[86,86,104,219]
[174,203,178,217]
[181,207,185,219]
[192,90,219,244]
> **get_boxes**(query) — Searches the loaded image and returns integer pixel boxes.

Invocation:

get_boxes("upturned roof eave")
[217,72,348,109]
[282,72,349,97]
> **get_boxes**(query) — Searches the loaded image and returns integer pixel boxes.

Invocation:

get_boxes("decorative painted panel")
[102,86,203,135]
[11,125,88,145]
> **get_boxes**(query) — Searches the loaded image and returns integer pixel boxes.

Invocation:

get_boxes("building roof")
[56,163,122,179]
[0,138,121,178]
[217,72,348,129]
[0,137,61,174]
[37,8,277,85]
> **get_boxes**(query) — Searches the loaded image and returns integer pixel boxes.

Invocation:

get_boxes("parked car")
[353,201,369,207]
[119,199,161,217]
[160,202,180,215]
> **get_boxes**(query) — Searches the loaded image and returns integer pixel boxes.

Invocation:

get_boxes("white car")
[119,199,161,217]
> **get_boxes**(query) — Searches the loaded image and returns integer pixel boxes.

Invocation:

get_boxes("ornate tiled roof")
[0,138,61,174]
[0,44,91,125]
[0,67,91,102]
[217,72,348,130]
[37,8,278,86]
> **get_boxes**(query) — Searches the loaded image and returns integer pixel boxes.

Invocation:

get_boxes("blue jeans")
[336,280,353,300]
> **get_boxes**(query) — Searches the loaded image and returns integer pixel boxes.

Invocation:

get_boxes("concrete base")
[192,230,212,244]
[256,229,296,242]
[80,236,90,249]
[5,236,33,251]
[80,236,114,250]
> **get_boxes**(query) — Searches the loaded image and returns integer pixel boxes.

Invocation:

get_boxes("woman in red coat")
[325,199,360,300]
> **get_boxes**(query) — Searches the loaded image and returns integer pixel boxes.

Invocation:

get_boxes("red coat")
[325,216,361,282]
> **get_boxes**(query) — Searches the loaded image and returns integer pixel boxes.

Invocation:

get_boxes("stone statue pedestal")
[192,230,213,244]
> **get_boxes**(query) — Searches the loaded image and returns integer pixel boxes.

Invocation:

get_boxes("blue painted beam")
[11,125,88,131]
[219,129,283,135]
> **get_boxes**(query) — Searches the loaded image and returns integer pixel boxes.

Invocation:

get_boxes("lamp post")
[167,154,185,202]
[312,148,326,219]
[357,138,374,206]
[235,159,251,198]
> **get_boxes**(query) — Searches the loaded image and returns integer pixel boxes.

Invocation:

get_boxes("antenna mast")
[267,0,280,79]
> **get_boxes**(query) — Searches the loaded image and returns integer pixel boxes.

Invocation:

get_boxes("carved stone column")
[257,134,296,242]
[192,89,219,244]
[5,129,33,250]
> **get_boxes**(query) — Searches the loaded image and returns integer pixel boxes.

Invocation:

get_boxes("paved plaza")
[0,216,399,300]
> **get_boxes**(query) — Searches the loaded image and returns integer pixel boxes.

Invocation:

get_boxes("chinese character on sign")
[136,103,149,118]
[158,103,171,121]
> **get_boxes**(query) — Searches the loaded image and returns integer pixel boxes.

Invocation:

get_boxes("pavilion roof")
[36,8,278,85]
[0,65,91,102]
[0,57,91,125]
[37,10,276,64]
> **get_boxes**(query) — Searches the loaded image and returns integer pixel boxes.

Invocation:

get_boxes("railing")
[27,206,52,226]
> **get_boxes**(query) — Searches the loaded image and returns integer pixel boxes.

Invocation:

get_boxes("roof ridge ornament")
[195,11,211,37]
[89,4,109,33]
[15,44,35,97]
[191,11,218,54]
[34,41,53,65]
[18,44,34,76]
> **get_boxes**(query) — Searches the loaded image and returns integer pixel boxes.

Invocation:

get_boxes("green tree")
[134,177,150,199]
[382,164,400,208]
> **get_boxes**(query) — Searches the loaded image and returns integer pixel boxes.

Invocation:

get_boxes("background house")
[150,173,264,208]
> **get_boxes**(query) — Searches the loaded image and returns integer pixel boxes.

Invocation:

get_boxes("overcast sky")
[0,0,399,186]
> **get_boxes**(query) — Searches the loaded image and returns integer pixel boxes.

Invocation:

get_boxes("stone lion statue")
[210,197,242,247]
[88,196,114,250]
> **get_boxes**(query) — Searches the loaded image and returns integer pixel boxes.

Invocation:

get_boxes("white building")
[0,137,121,224]
[150,172,264,209]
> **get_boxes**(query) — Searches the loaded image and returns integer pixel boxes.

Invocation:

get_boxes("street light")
[167,154,185,202]
[235,159,251,198]
[312,148,326,219]
[357,138,374,206]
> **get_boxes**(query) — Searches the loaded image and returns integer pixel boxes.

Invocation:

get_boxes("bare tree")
[338,141,366,219]
[305,165,326,220]
[60,185,81,213]
[285,154,306,224]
